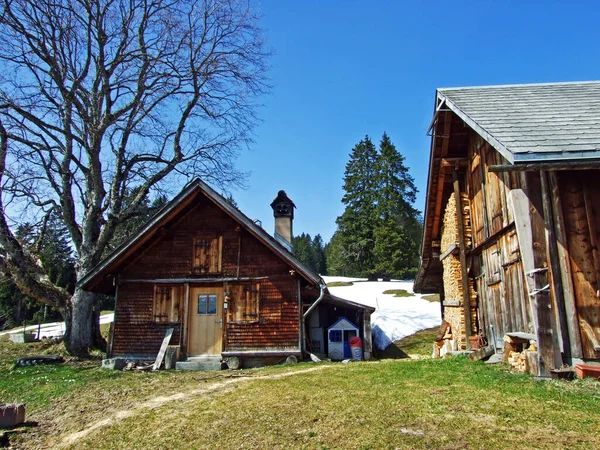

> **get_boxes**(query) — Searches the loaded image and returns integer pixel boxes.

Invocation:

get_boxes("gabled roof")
[437,80,600,164]
[78,179,322,293]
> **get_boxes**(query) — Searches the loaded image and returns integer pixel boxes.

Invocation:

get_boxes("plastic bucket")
[350,336,362,360]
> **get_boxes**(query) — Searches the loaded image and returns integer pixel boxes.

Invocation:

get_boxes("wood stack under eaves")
[440,192,477,349]
[440,192,472,252]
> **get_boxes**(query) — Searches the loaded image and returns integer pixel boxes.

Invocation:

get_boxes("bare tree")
[0,0,269,354]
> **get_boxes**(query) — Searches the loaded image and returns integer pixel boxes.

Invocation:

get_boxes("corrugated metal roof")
[438,81,600,163]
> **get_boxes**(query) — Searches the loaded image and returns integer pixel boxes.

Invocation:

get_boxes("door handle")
[215,319,223,328]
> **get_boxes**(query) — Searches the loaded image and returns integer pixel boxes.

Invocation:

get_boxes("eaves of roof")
[78,179,322,292]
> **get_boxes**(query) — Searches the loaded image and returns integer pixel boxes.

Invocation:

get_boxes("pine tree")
[333,136,379,276]
[292,233,328,275]
[312,234,327,275]
[329,133,422,279]
[373,133,422,278]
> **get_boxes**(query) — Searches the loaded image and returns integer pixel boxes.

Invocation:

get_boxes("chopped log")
[525,351,539,376]
[435,320,451,341]
[468,345,494,362]
[503,339,525,363]
[226,356,241,370]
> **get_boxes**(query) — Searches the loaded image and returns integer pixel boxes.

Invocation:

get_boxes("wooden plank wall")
[226,276,299,350]
[466,133,533,349]
[114,193,300,356]
[559,171,600,359]
[112,283,182,357]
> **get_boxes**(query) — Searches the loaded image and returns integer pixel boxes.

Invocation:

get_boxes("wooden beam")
[439,243,458,261]
[119,276,268,284]
[540,171,570,361]
[453,167,473,348]
[525,171,563,377]
[489,161,600,173]
[181,282,190,356]
[441,157,468,167]
[478,144,490,240]
[431,112,453,240]
[548,172,583,359]
[363,310,373,360]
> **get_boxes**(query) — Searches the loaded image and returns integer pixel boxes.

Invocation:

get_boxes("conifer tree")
[292,233,328,275]
[372,133,422,277]
[334,136,379,276]
[328,133,422,279]
[312,234,327,275]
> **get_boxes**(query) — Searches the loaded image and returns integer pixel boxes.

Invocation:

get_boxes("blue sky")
[230,0,600,242]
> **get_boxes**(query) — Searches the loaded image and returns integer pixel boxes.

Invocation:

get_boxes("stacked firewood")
[440,191,477,350]
[440,192,472,252]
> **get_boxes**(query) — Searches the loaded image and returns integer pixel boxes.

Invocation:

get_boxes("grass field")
[1,334,599,449]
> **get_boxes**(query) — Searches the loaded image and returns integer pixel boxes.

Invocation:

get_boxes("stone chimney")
[270,190,295,250]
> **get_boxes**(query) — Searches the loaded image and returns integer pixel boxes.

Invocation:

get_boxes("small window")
[329,330,342,343]
[193,236,223,274]
[153,285,181,322]
[198,294,218,315]
[229,283,260,322]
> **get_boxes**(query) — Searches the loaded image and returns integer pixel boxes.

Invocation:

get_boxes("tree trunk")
[64,287,105,355]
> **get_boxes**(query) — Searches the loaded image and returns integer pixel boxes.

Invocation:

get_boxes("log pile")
[440,192,477,350]
[440,192,472,252]
[504,333,538,374]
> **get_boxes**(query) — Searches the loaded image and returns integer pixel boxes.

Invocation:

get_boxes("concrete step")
[176,359,223,371]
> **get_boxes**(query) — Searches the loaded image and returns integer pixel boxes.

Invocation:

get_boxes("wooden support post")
[526,171,562,376]
[181,282,190,357]
[548,172,582,359]
[453,166,473,348]
[363,310,372,360]
[540,171,570,361]
[432,112,453,239]
[478,144,490,239]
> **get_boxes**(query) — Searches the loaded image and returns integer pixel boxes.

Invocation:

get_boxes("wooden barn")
[414,81,600,377]
[79,180,374,369]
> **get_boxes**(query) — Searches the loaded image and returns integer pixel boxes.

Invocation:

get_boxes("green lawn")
[1,335,599,449]
[382,289,412,297]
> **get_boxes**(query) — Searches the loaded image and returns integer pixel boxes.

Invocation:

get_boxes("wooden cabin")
[414,81,600,377]
[79,180,374,368]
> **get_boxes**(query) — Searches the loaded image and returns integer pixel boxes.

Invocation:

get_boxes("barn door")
[560,171,600,359]
[188,287,224,356]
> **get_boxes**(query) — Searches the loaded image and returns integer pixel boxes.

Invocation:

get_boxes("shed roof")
[437,80,600,164]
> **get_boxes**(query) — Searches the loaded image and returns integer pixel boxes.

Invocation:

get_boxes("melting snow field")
[323,276,442,350]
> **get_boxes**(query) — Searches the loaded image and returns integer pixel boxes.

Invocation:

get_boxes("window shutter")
[193,236,222,274]
[153,285,181,322]
[229,282,260,323]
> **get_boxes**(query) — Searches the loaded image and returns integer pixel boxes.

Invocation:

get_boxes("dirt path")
[57,365,331,448]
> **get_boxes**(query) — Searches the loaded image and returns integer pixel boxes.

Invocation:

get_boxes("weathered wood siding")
[226,276,299,351]
[112,282,182,357]
[112,193,299,357]
[559,171,600,359]
[467,133,533,349]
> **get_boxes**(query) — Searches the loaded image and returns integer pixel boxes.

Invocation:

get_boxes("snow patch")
[323,276,441,350]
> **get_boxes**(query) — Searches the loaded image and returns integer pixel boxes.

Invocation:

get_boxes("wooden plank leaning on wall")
[525,171,563,377]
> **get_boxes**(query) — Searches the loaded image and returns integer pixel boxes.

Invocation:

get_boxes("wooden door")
[188,287,224,356]
[560,172,600,359]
